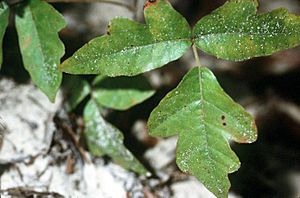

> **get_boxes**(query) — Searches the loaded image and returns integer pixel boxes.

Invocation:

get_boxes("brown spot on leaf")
[238,138,249,144]
[107,24,112,35]
[144,0,158,9]
[23,36,32,49]
[251,120,257,130]
[221,115,226,126]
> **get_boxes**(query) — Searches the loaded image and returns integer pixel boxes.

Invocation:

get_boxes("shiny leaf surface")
[15,0,66,101]
[92,75,155,110]
[60,0,192,76]
[148,66,257,198]
[84,99,148,175]
[194,0,300,61]
[0,2,8,68]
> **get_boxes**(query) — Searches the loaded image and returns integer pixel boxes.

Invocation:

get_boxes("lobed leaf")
[60,0,192,76]
[0,2,9,68]
[15,0,66,101]
[84,99,148,175]
[194,0,300,61]
[148,66,257,198]
[92,75,155,110]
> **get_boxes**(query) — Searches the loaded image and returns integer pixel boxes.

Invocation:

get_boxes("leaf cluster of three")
[61,1,300,197]
[64,74,154,176]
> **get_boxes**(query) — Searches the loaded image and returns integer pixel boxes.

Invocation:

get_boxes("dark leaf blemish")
[144,0,158,9]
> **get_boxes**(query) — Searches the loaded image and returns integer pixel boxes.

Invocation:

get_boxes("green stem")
[192,44,201,67]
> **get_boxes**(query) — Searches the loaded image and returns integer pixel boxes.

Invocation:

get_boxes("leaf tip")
[249,119,258,143]
[239,119,258,144]
[46,92,57,103]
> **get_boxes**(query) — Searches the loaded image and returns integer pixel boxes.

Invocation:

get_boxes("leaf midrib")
[92,38,191,60]
[195,31,294,41]
[197,67,213,166]
[27,4,46,69]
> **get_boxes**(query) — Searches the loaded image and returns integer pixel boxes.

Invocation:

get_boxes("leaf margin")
[15,0,66,101]
[147,66,257,198]
[193,0,300,61]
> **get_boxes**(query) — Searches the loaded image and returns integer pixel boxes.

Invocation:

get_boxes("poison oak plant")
[1,0,300,197]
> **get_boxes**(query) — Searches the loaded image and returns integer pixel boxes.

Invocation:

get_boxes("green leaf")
[147,66,257,198]
[84,99,148,175]
[194,0,300,61]
[0,2,9,68]
[92,75,155,110]
[64,76,91,111]
[15,0,66,101]
[60,0,192,76]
